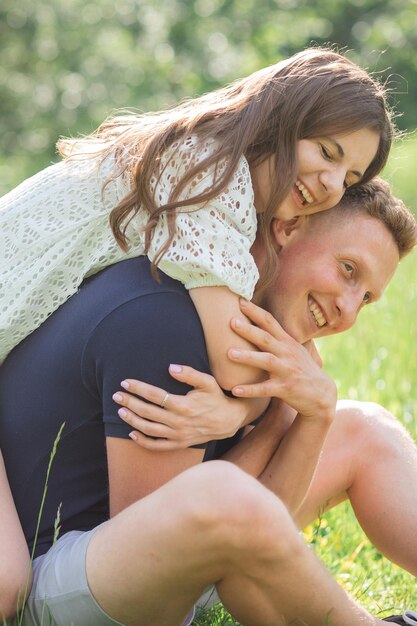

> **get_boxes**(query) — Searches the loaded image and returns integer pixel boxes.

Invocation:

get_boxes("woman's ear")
[271,216,305,247]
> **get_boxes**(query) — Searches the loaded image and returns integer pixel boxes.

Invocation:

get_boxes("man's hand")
[229,299,337,423]
[303,339,323,369]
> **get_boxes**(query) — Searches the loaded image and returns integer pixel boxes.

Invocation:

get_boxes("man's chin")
[280,321,309,344]
[262,302,311,343]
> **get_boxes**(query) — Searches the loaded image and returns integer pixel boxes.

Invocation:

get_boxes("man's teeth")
[295,180,314,204]
[308,297,326,328]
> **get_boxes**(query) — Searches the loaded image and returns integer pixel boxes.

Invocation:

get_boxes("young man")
[1,180,416,626]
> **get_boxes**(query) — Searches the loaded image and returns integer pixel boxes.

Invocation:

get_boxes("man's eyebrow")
[328,138,363,180]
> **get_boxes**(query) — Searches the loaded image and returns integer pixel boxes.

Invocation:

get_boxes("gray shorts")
[10,528,123,626]
[11,527,198,626]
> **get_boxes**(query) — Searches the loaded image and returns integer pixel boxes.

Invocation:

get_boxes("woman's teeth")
[308,297,326,327]
[295,181,314,204]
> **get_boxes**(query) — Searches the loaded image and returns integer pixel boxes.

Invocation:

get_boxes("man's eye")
[363,292,371,304]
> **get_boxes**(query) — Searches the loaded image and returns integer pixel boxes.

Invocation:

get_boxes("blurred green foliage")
[2,0,417,195]
[384,133,417,212]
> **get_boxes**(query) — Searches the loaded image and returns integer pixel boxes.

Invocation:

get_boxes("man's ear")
[271,216,304,247]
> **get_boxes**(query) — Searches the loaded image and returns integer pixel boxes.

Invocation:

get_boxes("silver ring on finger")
[160,392,170,409]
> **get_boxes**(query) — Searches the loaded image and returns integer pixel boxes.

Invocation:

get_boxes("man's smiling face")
[252,210,400,344]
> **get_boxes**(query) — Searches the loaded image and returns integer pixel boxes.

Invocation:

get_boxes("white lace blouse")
[0,135,259,364]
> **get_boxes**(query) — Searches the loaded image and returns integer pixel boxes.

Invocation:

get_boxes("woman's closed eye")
[320,144,333,161]
[343,174,358,189]
[320,143,352,189]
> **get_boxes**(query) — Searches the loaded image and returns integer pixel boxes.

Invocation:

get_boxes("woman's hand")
[112,365,247,450]
[229,299,337,423]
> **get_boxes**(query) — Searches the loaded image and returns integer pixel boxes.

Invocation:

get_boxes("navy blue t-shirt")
[0,257,240,558]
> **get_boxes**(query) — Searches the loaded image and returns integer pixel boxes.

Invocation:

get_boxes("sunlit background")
[2,0,417,200]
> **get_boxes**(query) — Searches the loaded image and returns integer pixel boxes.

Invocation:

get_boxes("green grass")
[194,139,417,624]
[14,424,65,626]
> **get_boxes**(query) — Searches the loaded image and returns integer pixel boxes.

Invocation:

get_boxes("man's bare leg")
[87,460,384,626]
[296,400,417,576]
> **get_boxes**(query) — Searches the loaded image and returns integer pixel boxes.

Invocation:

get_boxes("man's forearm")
[221,401,295,477]
[239,396,270,427]
[222,401,333,518]
[259,414,333,517]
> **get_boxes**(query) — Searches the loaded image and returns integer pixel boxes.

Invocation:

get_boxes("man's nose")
[335,290,364,329]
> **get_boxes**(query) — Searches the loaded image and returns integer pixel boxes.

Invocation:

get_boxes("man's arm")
[110,297,335,517]
[94,289,333,519]
[107,439,204,516]
[222,400,333,517]
[85,287,213,516]
[223,301,336,516]
[108,396,331,519]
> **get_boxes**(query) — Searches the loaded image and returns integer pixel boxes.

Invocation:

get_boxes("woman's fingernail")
[113,393,123,402]
[129,432,138,441]
[240,298,249,306]
[233,318,242,328]
[229,349,241,358]
[169,364,182,373]
[120,380,130,389]
[234,387,243,395]
[118,408,128,418]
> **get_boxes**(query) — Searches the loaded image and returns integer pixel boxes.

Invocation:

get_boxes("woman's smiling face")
[250,127,380,220]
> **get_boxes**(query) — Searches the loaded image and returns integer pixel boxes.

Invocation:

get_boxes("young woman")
[1,47,392,395]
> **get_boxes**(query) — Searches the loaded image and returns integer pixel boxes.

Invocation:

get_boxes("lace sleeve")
[146,136,259,300]
[0,154,136,364]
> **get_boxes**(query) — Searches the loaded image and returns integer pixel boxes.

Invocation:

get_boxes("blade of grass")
[16,422,65,626]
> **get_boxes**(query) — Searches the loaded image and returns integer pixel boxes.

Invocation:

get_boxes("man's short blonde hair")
[329,178,417,259]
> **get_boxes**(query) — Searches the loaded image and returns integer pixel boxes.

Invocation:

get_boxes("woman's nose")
[319,166,346,198]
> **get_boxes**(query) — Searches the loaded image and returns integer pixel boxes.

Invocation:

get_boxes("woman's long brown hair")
[58,47,395,289]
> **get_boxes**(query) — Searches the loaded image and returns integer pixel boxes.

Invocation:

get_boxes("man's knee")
[180,461,301,563]
[336,399,412,457]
